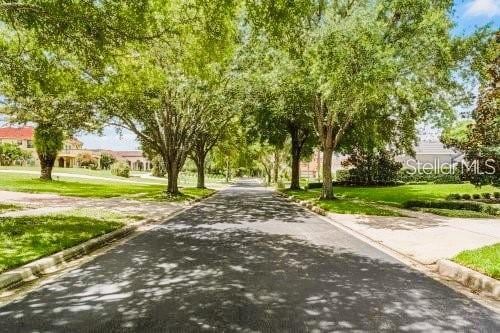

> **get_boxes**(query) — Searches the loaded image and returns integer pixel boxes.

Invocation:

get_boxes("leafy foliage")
[110,162,131,178]
[99,152,116,170]
[0,143,30,166]
[77,153,98,170]
[403,200,498,216]
[339,149,402,186]
[441,33,499,186]
[151,155,166,178]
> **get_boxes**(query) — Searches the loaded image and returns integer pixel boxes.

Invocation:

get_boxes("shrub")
[306,182,323,190]
[481,193,491,199]
[446,193,461,200]
[111,162,130,178]
[335,169,350,182]
[99,152,116,170]
[398,168,463,184]
[494,192,500,199]
[461,194,472,200]
[403,200,499,215]
[151,155,166,177]
[77,153,98,170]
[472,193,481,200]
[339,149,402,185]
[0,143,30,166]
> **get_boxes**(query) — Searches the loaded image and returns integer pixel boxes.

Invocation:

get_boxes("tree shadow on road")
[1,222,498,332]
[186,188,315,225]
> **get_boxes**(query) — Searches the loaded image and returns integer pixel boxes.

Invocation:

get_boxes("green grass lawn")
[0,166,227,185]
[0,173,215,201]
[329,183,498,206]
[284,189,402,216]
[453,243,500,279]
[0,203,21,213]
[0,209,138,272]
[283,183,499,216]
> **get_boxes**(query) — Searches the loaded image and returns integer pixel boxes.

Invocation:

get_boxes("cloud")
[464,0,500,18]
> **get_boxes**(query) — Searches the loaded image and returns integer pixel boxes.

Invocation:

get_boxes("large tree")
[0,36,100,179]
[238,44,316,189]
[101,0,240,194]
[442,32,499,186]
[243,2,320,190]
[307,1,472,198]
[189,74,239,189]
[0,0,170,179]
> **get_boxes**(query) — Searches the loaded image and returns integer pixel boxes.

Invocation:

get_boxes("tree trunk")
[166,163,180,194]
[195,155,206,189]
[273,150,279,184]
[225,159,230,183]
[317,150,321,181]
[321,147,334,199]
[290,128,302,190]
[39,153,56,181]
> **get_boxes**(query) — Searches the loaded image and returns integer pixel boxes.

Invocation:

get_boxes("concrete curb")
[275,191,327,216]
[0,190,217,291]
[437,259,500,299]
[0,224,138,291]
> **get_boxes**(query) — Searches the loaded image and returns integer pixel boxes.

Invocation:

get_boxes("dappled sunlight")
[0,182,498,331]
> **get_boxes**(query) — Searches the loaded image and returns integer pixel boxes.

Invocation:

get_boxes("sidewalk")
[327,212,500,264]
[0,190,184,221]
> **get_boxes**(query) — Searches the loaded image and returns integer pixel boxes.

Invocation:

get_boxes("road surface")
[1,180,499,332]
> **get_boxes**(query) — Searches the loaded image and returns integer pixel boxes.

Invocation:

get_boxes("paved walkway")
[0,190,183,221]
[0,180,499,332]
[328,211,500,264]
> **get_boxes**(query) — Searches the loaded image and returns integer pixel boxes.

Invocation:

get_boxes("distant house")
[0,126,152,170]
[396,141,463,169]
[99,150,151,171]
[300,140,463,179]
[0,126,89,167]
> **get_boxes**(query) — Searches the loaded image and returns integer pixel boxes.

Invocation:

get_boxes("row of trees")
[0,1,496,196]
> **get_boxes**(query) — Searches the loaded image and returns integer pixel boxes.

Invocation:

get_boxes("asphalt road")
[1,180,499,332]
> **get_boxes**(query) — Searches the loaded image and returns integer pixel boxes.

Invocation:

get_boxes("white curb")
[437,259,500,299]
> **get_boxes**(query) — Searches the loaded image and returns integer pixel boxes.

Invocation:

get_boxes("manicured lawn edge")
[437,259,500,298]
[275,191,327,216]
[276,189,405,217]
[0,223,138,290]
[0,190,217,291]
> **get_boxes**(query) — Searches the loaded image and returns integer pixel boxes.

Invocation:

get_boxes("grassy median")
[0,173,214,201]
[453,243,500,279]
[0,209,138,272]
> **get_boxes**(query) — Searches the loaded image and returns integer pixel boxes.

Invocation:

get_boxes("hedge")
[398,168,463,184]
[306,180,403,190]
[403,200,499,215]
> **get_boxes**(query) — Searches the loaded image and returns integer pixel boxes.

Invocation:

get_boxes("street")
[1,180,499,332]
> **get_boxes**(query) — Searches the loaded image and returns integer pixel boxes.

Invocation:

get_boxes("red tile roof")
[113,151,145,158]
[0,126,34,140]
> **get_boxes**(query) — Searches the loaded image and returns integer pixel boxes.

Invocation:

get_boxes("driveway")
[0,180,499,332]
[327,212,500,264]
